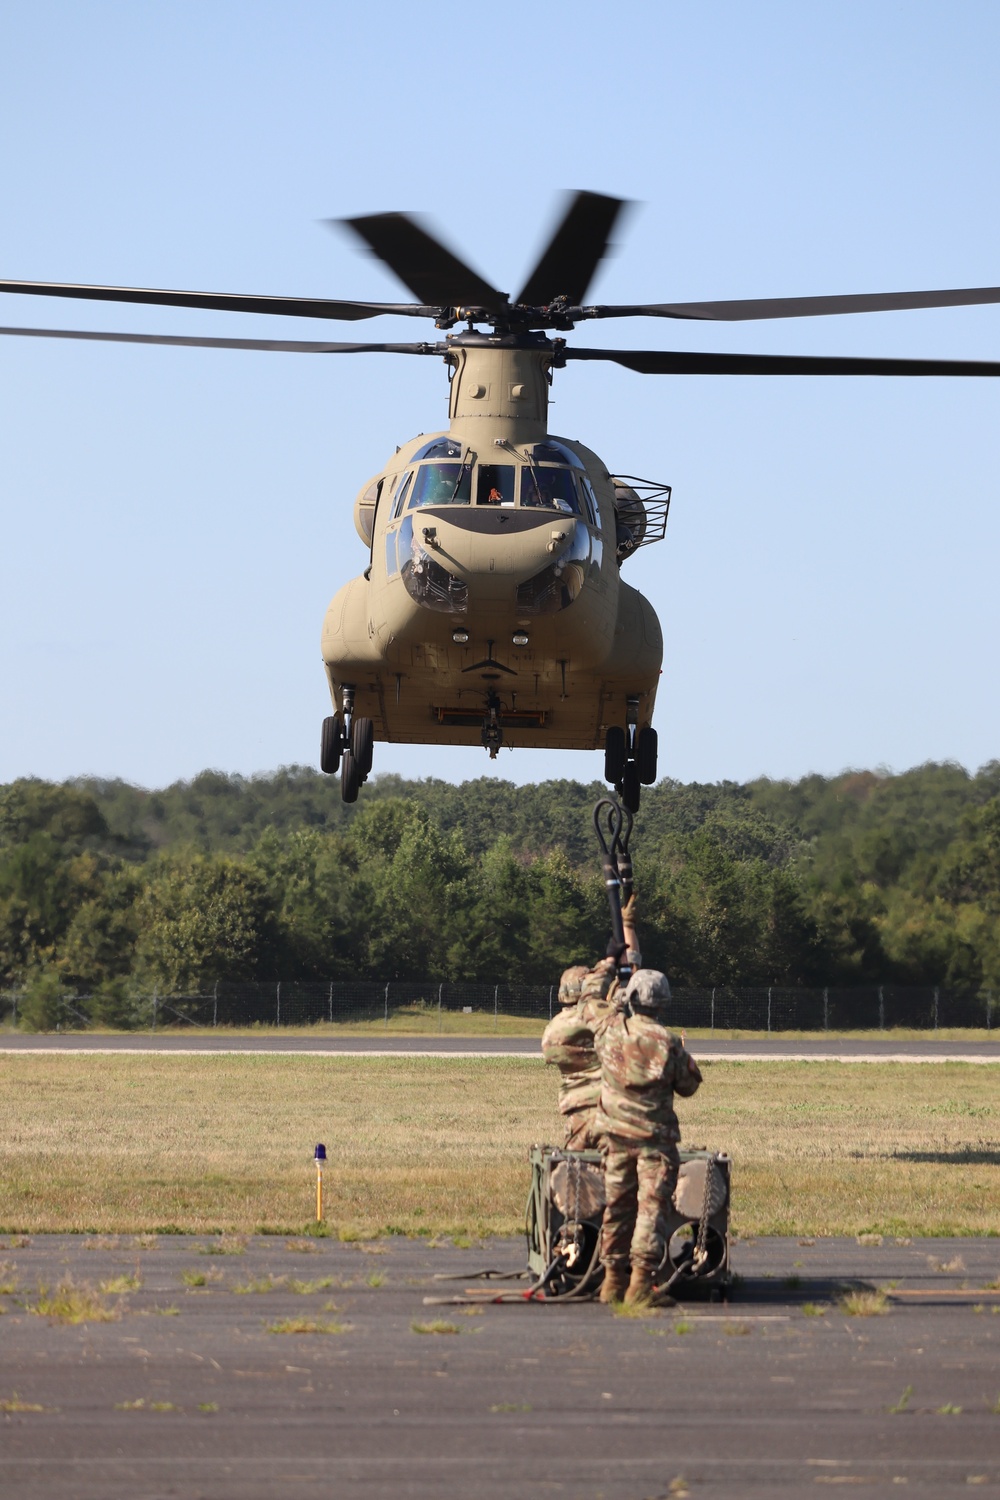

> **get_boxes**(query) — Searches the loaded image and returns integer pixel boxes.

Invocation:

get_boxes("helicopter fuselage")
[321,336,663,753]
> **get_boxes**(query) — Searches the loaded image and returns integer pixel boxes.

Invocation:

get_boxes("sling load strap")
[593,796,633,983]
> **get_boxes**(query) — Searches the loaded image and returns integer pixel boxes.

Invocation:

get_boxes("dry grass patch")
[99,1273,141,1294]
[30,1279,119,1324]
[839,1287,889,1317]
[411,1319,462,1335]
[0,1393,49,1412]
[0,1056,998,1237]
[267,1317,346,1334]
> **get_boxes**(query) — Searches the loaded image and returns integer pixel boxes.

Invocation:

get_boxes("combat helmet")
[558,965,588,1005]
[622,968,672,1011]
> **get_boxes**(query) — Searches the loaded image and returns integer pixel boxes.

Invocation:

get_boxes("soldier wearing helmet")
[594,967,702,1308]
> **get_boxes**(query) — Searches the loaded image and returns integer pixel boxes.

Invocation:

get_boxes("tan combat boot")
[623,1265,655,1307]
[599,1265,629,1304]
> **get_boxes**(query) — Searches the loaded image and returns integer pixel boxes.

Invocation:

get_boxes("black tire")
[622,762,641,813]
[320,714,343,775]
[604,725,626,784]
[636,725,658,785]
[340,748,360,804]
[352,716,374,779]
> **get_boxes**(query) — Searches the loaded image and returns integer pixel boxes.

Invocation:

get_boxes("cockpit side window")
[408,462,472,507]
[520,466,581,515]
[390,471,413,519]
[476,464,516,507]
[579,475,599,529]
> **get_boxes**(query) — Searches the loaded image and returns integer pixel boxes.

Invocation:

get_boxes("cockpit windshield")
[412,437,463,462]
[476,464,515,506]
[521,466,581,515]
[407,462,472,507]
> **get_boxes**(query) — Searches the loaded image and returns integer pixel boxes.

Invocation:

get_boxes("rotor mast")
[446,338,553,445]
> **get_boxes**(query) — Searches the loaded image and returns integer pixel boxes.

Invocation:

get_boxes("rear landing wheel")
[604,725,626,784]
[636,726,658,785]
[320,714,344,775]
[341,748,360,804]
[352,716,374,781]
[622,762,641,813]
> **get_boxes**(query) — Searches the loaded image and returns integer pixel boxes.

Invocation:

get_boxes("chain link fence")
[0,981,996,1032]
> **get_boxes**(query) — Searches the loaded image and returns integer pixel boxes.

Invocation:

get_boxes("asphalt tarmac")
[2,1233,999,1497]
[2,1033,999,1061]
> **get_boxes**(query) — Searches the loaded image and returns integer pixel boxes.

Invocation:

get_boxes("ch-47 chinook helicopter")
[4,190,1000,809]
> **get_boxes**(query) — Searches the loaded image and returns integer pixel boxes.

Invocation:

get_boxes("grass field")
[0,1056,997,1239]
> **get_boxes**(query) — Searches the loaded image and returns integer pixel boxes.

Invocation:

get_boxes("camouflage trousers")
[600,1137,680,1273]
[564,1108,602,1152]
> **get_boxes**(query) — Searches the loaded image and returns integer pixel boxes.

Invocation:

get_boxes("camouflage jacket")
[540,1002,601,1114]
[594,1009,702,1145]
[540,959,621,1115]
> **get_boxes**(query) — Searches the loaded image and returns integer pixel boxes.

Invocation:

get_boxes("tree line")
[1,760,998,1013]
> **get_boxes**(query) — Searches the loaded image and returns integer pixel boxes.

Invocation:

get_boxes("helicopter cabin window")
[385,528,399,577]
[408,462,472,508]
[579,475,599,529]
[476,464,516,507]
[526,440,586,470]
[520,466,581,515]
[390,471,413,519]
[412,437,463,462]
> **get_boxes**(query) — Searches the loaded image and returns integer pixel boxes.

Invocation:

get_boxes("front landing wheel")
[341,748,360,803]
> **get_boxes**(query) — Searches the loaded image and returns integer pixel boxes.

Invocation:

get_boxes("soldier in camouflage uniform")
[594,968,702,1307]
[541,897,643,1148]
[540,965,602,1149]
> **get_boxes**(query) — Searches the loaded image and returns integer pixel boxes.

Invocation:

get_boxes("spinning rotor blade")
[565,346,1000,376]
[0,325,441,354]
[341,212,504,309]
[0,278,434,321]
[587,285,1000,322]
[516,190,626,308]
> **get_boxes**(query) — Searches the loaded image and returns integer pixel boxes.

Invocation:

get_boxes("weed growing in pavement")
[267,1318,347,1334]
[723,1322,752,1336]
[197,1402,218,1413]
[99,1273,141,1294]
[839,1288,889,1317]
[929,1255,966,1274]
[365,1272,386,1288]
[888,1385,913,1414]
[284,1239,320,1254]
[199,1236,247,1256]
[610,1299,660,1320]
[287,1277,334,1295]
[83,1236,119,1251]
[490,1402,531,1413]
[233,1275,284,1295]
[6,1237,30,1250]
[144,1305,180,1316]
[0,1393,48,1412]
[856,1233,884,1247]
[115,1400,146,1410]
[133,1234,158,1250]
[181,1268,221,1288]
[0,1264,19,1296]
[989,1395,1000,1415]
[674,1319,693,1335]
[459,1306,484,1316]
[411,1320,461,1335]
[30,1280,118,1324]
[802,1303,827,1317]
[936,1403,962,1415]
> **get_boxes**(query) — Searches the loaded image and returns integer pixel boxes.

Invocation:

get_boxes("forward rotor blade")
[517,190,626,308]
[0,325,442,354]
[341,212,504,309]
[564,346,1000,376]
[0,278,436,321]
[586,286,1000,322]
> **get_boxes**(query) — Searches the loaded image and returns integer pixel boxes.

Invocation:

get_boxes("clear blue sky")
[2,0,999,790]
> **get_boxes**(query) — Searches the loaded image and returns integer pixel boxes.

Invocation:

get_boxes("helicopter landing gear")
[481,690,503,759]
[320,714,345,775]
[332,686,374,802]
[604,699,658,813]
